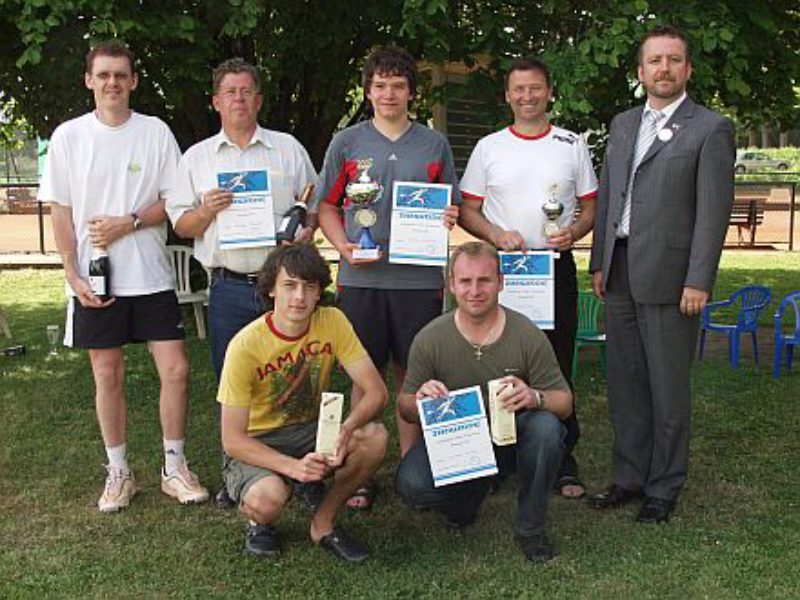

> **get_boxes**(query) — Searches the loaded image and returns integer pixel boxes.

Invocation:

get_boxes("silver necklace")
[456,309,503,361]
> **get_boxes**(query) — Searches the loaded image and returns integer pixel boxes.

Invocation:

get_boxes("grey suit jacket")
[590,96,735,304]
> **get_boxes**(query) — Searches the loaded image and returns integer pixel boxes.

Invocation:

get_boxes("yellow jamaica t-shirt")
[218,306,367,436]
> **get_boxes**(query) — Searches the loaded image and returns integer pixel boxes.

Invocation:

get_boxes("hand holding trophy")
[345,159,383,262]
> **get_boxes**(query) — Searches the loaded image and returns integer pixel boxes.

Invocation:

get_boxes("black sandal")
[346,483,377,511]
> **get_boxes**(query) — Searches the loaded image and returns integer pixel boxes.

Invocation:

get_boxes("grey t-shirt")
[403,308,568,401]
[317,120,460,290]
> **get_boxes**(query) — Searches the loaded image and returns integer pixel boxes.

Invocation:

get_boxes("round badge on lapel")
[657,128,673,142]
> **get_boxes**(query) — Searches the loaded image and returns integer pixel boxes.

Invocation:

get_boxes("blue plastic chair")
[773,290,800,378]
[698,285,772,368]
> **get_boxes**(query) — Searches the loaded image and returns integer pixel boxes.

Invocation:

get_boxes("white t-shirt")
[38,111,180,296]
[460,125,598,249]
[164,126,318,274]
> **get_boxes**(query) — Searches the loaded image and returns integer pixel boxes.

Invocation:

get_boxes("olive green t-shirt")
[402,308,568,401]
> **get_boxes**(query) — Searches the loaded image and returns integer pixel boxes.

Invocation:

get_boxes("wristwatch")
[132,212,143,231]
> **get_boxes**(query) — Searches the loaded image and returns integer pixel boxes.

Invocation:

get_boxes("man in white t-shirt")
[459,57,598,499]
[39,41,208,513]
[165,58,318,508]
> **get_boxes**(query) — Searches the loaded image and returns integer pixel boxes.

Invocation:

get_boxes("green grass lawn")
[1,254,799,598]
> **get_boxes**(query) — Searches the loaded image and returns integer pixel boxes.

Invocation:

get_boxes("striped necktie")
[619,110,663,237]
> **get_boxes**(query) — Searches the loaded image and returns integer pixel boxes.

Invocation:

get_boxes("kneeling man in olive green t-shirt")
[396,241,572,563]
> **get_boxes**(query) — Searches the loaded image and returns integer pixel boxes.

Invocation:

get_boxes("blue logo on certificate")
[500,253,552,276]
[395,184,449,210]
[419,389,484,427]
[217,170,270,193]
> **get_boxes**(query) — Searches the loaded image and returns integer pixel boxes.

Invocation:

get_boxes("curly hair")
[362,45,418,97]
[257,243,332,301]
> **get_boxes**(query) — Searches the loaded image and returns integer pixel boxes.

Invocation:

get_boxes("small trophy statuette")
[315,393,344,457]
[345,159,382,260]
[488,379,516,446]
[541,183,564,238]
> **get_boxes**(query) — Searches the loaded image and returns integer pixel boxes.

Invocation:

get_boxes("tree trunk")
[761,124,775,148]
[747,128,760,147]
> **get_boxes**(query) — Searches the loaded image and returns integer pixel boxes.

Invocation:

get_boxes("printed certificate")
[389,181,451,266]
[216,170,276,249]
[498,251,556,330]
[417,385,498,487]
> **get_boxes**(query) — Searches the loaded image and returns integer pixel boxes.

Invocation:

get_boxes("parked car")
[735,151,789,174]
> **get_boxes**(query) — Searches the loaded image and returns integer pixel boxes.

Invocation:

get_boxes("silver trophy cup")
[345,159,383,259]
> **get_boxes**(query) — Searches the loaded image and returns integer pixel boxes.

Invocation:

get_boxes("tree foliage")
[0,0,797,164]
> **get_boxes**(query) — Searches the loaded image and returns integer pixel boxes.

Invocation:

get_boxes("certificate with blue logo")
[216,169,276,249]
[417,385,497,487]
[498,251,556,329]
[389,181,451,267]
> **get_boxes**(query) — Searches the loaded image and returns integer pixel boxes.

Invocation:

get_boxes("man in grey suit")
[588,25,734,523]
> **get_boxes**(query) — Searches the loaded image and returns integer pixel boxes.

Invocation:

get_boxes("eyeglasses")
[219,88,258,100]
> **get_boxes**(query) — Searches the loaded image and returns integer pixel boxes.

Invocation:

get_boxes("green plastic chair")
[572,291,606,380]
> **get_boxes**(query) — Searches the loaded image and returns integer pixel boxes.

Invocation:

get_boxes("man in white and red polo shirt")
[459,56,597,500]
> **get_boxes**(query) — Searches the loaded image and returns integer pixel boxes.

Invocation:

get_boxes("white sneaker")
[98,465,137,513]
[161,460,209,504]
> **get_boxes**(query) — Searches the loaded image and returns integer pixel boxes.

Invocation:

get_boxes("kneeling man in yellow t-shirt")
[218,243,388,563]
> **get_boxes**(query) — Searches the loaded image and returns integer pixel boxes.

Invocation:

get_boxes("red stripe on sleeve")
[461,191,485,203]
[324,159,359,207]
[577,190,598,201]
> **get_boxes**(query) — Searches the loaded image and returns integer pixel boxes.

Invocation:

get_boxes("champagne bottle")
[89,247,111,301]
[276,183,314,244]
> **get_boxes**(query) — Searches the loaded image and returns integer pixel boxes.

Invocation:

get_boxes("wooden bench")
[729,196,767,245]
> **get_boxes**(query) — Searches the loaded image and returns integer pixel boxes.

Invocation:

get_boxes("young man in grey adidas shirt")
[317,47,459,507]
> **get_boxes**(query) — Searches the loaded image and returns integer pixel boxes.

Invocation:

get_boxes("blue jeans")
[208,273,266,379]
[395,410,564,537]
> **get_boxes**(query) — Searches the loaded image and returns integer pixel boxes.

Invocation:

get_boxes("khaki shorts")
[223,421,317,504]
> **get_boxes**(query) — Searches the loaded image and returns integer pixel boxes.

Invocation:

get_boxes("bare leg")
[149,340,189,440]
[311,422,389,541]
[89,347,126,447]
[392,363,421,457]
[241,476,291,524]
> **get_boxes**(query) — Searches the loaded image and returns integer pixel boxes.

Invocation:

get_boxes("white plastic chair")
[0,306,11,338]
[166,245,208,339]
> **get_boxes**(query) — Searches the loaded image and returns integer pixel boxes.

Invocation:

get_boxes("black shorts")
[337,287,443,370]
[66,290,185,349]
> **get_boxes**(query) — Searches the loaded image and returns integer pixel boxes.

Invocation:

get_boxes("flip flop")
[318,526,370,564]
[346,483,377,511]
[554,474,586,499]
